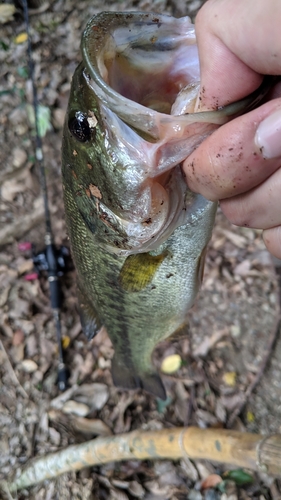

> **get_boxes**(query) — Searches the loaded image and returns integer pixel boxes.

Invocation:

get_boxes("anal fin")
[111,356,166,400]
[77,284,102,340]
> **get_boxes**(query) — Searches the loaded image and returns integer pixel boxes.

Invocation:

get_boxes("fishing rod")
[21,0,68,391]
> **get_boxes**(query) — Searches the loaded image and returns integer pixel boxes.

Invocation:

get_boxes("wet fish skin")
[62,12,272,399]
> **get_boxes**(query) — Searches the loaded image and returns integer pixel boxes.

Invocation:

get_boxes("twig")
[4,427,281,492]
[0,340,29,399]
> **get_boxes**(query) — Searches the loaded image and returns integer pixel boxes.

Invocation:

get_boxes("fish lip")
[81,11,274,141]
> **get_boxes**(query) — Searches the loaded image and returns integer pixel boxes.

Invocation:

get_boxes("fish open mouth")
[82,11,270,140]
[81,11,230,143]
[77,12,273,255]
[96,15,199,115]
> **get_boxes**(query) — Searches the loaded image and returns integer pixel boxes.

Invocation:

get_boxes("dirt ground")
[1,0,281,498]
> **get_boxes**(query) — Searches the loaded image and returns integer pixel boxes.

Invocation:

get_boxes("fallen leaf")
[233,260,251,276]
[128,480,145,498]
[222,371,237,387]
[246,411,255,423]
[223,469,253,486]
[0,4,15,24]
[26,103,52,137]
[49,426,61,446]
[20,359,38,373]
[73,383,109,412]
[62,400,90,417]
[161,354,182,374]
[73,417,112,436]
[201,474,222,490]
[12,329,25,346]
[15,32,28,44]
[12,147,27,168]
[17,259,34,275]
[62,335,71,349]
[52,108,65,128]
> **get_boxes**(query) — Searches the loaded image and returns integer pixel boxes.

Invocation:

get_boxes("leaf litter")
[1,0,281,499]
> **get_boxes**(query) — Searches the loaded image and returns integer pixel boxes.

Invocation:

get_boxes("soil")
[1,0,281,499]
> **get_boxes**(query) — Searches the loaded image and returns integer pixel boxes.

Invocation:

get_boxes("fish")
[62,11,273,399]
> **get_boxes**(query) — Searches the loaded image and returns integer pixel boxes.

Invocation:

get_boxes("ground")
[1,0,281,498]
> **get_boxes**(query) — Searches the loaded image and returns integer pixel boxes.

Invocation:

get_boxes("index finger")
[195,0,281,109]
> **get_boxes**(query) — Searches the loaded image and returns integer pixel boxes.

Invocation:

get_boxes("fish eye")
[68,111,91,142]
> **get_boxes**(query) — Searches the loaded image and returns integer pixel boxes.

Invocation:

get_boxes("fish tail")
[111,356,166,400]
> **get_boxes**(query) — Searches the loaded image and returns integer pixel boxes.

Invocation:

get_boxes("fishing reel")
[32,244,70,277]
[19,241,72,390]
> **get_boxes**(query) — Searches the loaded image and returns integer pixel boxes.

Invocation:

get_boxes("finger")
[195,0,281,109]
[183,99,281,201]
[263,226,281,260]
[220,166,281,229]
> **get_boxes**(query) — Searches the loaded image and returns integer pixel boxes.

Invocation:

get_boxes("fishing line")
[21,0,68,390]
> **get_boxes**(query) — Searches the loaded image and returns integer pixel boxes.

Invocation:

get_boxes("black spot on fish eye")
[68,111,91,143]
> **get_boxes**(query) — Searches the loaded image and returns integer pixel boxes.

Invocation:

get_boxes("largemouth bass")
[62,12,272,399]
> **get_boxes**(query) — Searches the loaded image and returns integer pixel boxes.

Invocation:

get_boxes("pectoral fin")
[77,284,102,340]
[111,356,166,400]
[119,252,166,292]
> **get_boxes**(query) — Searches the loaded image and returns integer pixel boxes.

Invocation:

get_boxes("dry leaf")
[12,329,25,346]
[12,147,27,168]
[73,417,112,436]
[234,260,251,276]
[201,474,222,490]
[161,354,182,374]
[15,32,28,44]
[246,411,255,423]
[20,359,38,373]
[222,371,237,387]
[62,336,71,349]
[73,383,109,412]
[0,4,15,24]
[62,400,90,417]
[128,481,145,498]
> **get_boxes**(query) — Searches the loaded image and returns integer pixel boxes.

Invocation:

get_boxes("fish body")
[62,12,272,398]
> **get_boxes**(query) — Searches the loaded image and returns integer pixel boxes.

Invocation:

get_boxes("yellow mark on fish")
[89,184,102,199]
[87,163,93,170]
[119,252,166,292]
[73,150,78,156]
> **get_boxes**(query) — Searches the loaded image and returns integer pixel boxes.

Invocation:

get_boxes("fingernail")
[255,108,281,158]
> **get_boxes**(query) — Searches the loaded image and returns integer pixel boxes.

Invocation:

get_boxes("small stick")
[5,427,281,492]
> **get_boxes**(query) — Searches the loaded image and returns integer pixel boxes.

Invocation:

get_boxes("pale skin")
[183,0,281,259]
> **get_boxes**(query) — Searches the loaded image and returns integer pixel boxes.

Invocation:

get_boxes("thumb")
[194,0,281,110]
[183,99,281,201]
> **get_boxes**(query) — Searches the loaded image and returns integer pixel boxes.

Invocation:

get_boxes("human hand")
[183,0,281,258]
